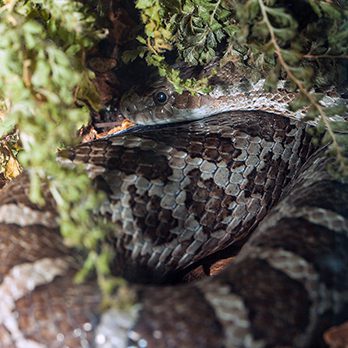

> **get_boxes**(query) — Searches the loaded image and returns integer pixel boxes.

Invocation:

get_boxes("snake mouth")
[83,111,137,141]
[92,117,171,139]
[90,111,203,141]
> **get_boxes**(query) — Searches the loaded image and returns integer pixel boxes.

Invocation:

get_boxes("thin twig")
[210,0,222,25]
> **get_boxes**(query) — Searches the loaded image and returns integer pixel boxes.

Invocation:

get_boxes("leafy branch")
[257,0,347,172]
[136,0,172,54]
[210,0,222,25]
[0,0,123,298]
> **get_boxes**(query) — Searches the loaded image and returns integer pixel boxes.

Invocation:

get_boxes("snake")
[0,61,347,348]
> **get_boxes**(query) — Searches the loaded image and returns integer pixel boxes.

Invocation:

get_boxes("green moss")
[0,0,118,297]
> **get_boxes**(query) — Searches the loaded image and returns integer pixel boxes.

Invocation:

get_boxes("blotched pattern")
[70,112,313,281]
[0,110,347,348]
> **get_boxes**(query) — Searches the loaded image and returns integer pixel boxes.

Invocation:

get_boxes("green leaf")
[0,116,16,138]
[136,0,156,10]
[31,59,51,87]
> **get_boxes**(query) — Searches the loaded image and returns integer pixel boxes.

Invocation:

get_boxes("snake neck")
[173,77,347,123]
[172,88,300,123]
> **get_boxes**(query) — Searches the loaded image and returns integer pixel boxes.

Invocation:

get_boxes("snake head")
[119,77,215,125]
[120,78,178,125]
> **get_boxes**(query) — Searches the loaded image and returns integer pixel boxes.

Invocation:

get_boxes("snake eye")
[154,91,168,105]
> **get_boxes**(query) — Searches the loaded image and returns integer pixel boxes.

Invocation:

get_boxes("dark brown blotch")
[253,217,348,290]
[225,258,311,346]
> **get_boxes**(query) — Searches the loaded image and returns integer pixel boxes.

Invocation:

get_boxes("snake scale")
[0,62,347,348]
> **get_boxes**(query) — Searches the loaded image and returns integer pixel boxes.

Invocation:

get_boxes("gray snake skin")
[0,86,347,347]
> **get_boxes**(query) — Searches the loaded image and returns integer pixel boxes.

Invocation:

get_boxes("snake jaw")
[118,77,178,125]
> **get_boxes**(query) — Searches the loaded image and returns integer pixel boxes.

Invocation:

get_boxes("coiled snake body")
[0,68,347,348]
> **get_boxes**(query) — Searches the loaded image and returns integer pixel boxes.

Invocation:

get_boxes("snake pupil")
[154,91,168,105]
